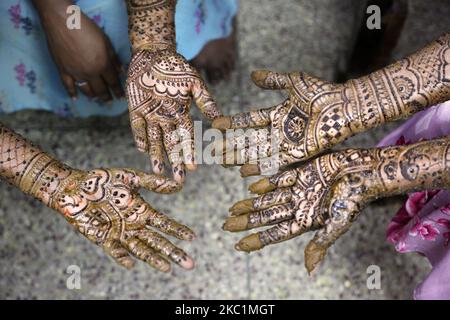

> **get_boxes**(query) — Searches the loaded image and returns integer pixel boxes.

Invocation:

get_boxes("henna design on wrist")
[0,124,72,204]
[126,0,177,52]
[213,32,450,176]
[349,32,450,128]
[224,135,450,274]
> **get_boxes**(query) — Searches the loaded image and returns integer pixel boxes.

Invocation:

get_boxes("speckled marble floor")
[1,0,449,299]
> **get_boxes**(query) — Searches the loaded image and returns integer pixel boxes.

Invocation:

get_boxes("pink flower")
[436,218,450,229]
[409,221,440,241]
[395,240,407,253]
[8,4,21,29]
[405,190,439,216]
[387,190,440,244]
[14,63,26,86]
[441,204,450,215]
[387,206,410,243]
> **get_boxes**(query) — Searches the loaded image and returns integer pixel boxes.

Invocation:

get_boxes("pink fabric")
[377,101,450,300]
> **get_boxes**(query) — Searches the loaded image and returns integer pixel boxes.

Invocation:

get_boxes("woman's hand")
[212,70,350,176]
[223,137,450,273]
[51,168,195,272]
[125,0,221,183]
[126,49,220,183]
[212,32,450,176]
[0,124,194,272]
[35,0,124,102]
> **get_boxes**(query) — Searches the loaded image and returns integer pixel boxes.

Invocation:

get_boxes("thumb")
[134,170,182,194]
[192,78,222,120]
[251,70,291,90]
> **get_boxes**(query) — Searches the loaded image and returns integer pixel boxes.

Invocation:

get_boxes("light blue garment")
[0,0,237,117]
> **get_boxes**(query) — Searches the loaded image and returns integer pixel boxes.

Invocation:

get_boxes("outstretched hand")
[126,49,221,183]
[222,147,398,273]
[53,167,195,272]
[212,70,356,176]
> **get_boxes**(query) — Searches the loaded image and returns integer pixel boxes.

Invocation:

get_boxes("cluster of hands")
[52,56,397,274]
[31,1,448,274]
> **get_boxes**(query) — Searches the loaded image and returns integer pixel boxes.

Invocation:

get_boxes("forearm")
[32,0,74,21]
[0,124,75,208]
[125,0,177,52]
[378,137,450,194]
[346,31,450,132]
[343,137,450,204]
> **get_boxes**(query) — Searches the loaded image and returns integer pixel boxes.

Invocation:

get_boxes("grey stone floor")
[1,0,449,299]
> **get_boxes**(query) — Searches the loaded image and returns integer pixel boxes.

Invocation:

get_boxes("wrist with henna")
[126,0,176,52]
[223,136,450,273]
[0,123,196,272]
[346,31,450,134]
[0,124,76,207]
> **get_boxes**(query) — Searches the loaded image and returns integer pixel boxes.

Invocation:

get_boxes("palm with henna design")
[54,168,195,272]
[126,49,221,183]
[213,31,450,177]
[223,138,450,273]
[212,70,349,176]
[222,149,374,273]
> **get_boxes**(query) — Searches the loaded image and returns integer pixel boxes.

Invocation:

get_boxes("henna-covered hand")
[51,168,195,272]
[0,124,195,272]
[126,0,221,183]
[213,31,450,176]
[223,137,450,274]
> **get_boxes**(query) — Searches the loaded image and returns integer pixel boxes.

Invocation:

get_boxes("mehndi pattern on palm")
[223,137,450,273]
[0,124,196,273]
[213,32,450,177]
[126,0,221,183]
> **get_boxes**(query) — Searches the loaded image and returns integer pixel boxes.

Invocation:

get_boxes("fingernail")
[251,70,270,83]
[240,164,260,177]
[248,178,276,194]
[187,232,196,241]
[180,256,195,270]
[229,199,254,215]
[212,116,231,130]
[223,215,248,232]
